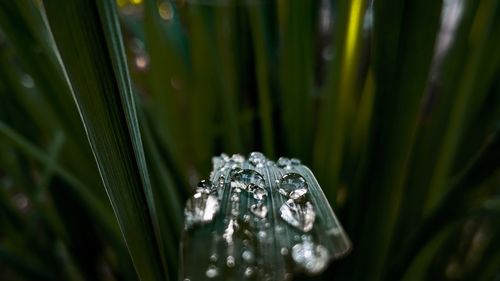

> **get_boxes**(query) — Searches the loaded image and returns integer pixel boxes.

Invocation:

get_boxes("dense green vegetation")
[0,0,498,280]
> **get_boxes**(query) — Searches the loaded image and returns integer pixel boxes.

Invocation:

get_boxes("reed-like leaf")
[42,0,168,280]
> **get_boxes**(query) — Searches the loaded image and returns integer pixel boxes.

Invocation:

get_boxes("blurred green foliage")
[0,0,499,280]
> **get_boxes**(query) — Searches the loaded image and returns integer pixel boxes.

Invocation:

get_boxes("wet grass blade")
[42,0,168,280]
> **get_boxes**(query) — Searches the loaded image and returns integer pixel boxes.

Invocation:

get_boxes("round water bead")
[206,265,219,278]
[250,203,268,219]
[277,157,292,169]
[230,169,265,192]
[249,184,268,200]
[248,152,267,167]
[291,240,329,274]
[279,173,308,201]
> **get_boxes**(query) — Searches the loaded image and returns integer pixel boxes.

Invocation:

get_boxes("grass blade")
[42,1,168,280]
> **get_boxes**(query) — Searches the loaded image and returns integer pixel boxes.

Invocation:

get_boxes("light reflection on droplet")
[135,55,149,70]
[206,265,218,278]
[226,255,236,268]
[12,193,29,211]
[242,250,253,262]
[158,1,173,21]
[244,267,254,277]
[291,240,329,274]
[209,253,217,262]
[21,74,34,88]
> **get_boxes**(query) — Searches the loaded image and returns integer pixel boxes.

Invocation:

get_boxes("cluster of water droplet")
[276,170,330,274]
[184,152,337,280]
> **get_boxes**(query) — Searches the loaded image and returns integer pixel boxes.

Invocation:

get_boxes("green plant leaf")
[42,0,169,280]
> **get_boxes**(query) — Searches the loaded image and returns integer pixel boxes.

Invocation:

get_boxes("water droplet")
[209,253,218,262]
[279,173,308,201]
[258,230,267,240]
[248,152,266,167]
[20,74,34,88]
[185,193,220,229]
[291,240,329,274]
[231,194,239,202]
[12,193,29,211]
[231,154,245,163]
[244,267,254,277]
[223,219,238,244]
[281,247,289,256]
[184,278,191,281]
[242,250,254,262]
[134,54,149,71]
[249,184,267,200]
[206,265,219,278]
[290,158,301,165]
[158,1,174,21]
[230,169,265,192]
[250,203,268,219]
[279,200,316,232]
[226,255,236,267]
[277,157,292,169]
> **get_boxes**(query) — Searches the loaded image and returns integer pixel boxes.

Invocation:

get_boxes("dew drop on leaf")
[291,240,329,274]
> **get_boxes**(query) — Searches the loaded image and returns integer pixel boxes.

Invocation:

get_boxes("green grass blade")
[42,1,168,280]
[424,0,500,213]
[348,0,444,280]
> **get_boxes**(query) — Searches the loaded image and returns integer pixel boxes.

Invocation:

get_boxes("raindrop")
[220,153,230,162]
[258,230,267,240]
[230,169,265,192]
[20,74,34,88]
[12,193,29,211]
[206,265,219,278]
[279,199,316,232]
[277,157,292,169]
[158,1,173,21]
[249,184,267,200]
[231,194,239,202]
[184,192,219,229]
[275,225,284,233]
[291,240,329,274]
[231,154,245,163]
[248,152,266,167]
[242,250,254,262]
[209,253,218,262]
[134,54,149,71]
[279,173,308,201]
[226,255,236,268]
[250,203,268,219]
[281,247,289,256]
[244,267,254,277]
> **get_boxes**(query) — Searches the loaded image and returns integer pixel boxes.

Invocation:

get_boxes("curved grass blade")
[42,1,168,280]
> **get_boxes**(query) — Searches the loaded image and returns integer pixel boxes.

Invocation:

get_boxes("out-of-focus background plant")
[0,0,498,280]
